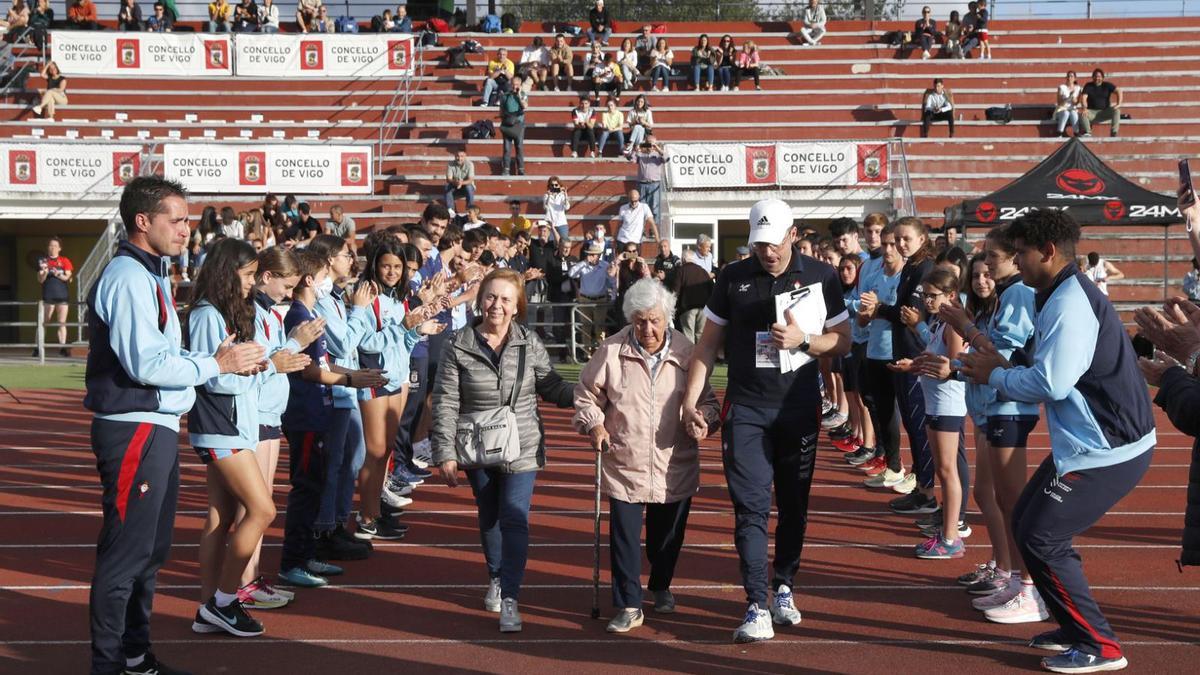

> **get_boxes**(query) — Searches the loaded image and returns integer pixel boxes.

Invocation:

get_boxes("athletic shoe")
[1040,648,1128,673]
[305,559,343,577]
[412,437,433,465]
[821,399,835,416]
[406,463,433,480]
[380,500,406,519]
[769,585,802,626]
[257,577,294,601]
[356,515,406,540]
[381,481,414,509]
[316,530,371,561]
[279,567,327,588]
[392,465,426,487]
[123,652,192,675]
[891,473,918,494]
[333,524,371,552]
[865,468,908,489]
[983,590,1049,624]
[484,578,502,612]
[890,492,937,514]
[237,579,289,610]
[499,597,522,632]
[920,519,972,539]
[860,457,888,476]
[1029,629,1074,652]
[827,421,853,439]
[191,609,223,634]
[831,435,861,452]
[957,563,993,586]
[411,455,430,469]
[821,411,847,430]
[384,476,416,497]
[653,589,676,613]
[199,598,264,638]
[845,446,876,466]
[914,535,965,559]
[733,603,775,643]
[606,608,644,633]
[972,582,1019,611]
[915,509,943,529]
[966,570,1011,596]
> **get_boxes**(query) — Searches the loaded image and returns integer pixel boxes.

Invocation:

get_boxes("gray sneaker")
[732,602,775,643]
[770,585,802,626]
[484,578,502,613]
[605,608,644,633]
[499,597,522,633]
[653,590,676,613]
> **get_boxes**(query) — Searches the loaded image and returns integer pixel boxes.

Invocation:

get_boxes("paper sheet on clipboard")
[776,282,826,373]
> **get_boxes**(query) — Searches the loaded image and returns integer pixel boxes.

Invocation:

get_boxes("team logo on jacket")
[1055,168,1106,196]
[975,201,998,223]
[137,481,150,497]
[1103,200,1126,221]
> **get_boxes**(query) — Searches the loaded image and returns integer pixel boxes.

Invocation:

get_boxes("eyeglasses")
[921,292,944,299]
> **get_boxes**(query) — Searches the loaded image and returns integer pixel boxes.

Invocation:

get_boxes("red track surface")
[1,388,1198,673]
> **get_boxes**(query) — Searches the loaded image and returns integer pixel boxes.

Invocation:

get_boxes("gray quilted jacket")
[431,322,575,473]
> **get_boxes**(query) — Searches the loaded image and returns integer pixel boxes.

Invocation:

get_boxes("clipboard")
[774,283,827,373]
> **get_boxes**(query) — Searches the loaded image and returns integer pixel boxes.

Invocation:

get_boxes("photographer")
[632,134,668,225]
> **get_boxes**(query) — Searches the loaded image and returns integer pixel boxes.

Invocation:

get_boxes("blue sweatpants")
[1013,450,1153,659]
[722,403,819,606]
[334,405,366,526]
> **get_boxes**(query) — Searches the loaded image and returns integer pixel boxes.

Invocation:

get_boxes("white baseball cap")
[747,198,794,246]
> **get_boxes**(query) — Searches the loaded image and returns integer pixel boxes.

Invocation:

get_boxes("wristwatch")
[798,333,812,352]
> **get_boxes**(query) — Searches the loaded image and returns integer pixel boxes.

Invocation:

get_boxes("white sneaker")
[499,597,522,632]
[381,481,414,509]
[411,438,432,467]
[484,578,502,613]
[972,581,1020,611]
[733,602,775,643]
[769,585,802,626]
[922,49,931,59]
[864,468,907,488]
[891,473,918,494]
[31,105,42,116]
[983,588,1049,624]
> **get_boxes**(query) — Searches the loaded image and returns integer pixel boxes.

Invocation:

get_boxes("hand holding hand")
[682,406,708,440]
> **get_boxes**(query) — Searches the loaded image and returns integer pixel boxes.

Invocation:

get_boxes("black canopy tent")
[945,138,1184,300]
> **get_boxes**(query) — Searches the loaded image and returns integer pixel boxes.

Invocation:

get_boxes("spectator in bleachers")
[942,10,963,59]
[614,188,657,248]
[549,33,574,92]
[286,202,321,245]
[921,77,955,138]
[571,96,598,158]
[117,0,142,30]
[27,0,49,47]
[31,60,65,119]
[673,249,713,343]
[590,53,622,100]
[624,94,653,157]
[715,34,736,91]
[962,0,991,59]
[734,40,761,90]
[1054,70,1082,137]
[632,134,667,224]
[145,1,171,31]
[587,0,611,46]
[1184,257,1200,302]
[444,150,476,213]
[2,0,29,42]
[327,204,355,245]
[461,206,489,231]
[689,34,716,91]
[654,238,680,287]
[616,37,638,88]
[799,0,827,46]
[500,76,527,176]
[635,24,655,67]
[66,0,98,29]
[219,206,243,239]
[479,47,514,107]
[518,36,550,91]
[543,176,571,242]
[295,0,321,33]
[571,242,616,345]
[691,234,715,275]
[1078,68,1122,138]
[313,4,333,32]
[597,97,626,157]
[373,8,394,31]
[501,199,532,237]
[587,223,615,261]
[258,0,279,32]
[245,208,273,248]
[394,3,411,32]
[648,37,673,92]
[583,41,605,80]
[1082,251,1124,295]
[233,0,258,31]
[960,2,979,56]
[914,5,940,60]
[207,0,232,32]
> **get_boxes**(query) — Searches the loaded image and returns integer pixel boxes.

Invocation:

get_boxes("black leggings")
[734,66,760,87]
[572,126,597,154]
[921,110,955,137]
[862,359,902,472]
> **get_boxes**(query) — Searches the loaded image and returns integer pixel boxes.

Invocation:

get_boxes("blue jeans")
[638,179,662,225]
[597,129,625,156]
[1055,109,1079,134]
[692,64,714,88]
[649,64,671,89]
[466,468,537,599]
[444,183,475,211]
[628,124,648,150]
[206,20,229,32]
[587,27,611,45]
[482,77,505,105]
[322,406,363,529]
[717,65,733,89]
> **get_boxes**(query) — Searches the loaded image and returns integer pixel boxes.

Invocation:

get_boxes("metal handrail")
[0,27,38,102]
[377,40,423,176]
[891,137,917,218]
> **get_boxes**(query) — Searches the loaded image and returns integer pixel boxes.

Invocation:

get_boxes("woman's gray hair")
[622,278,677,322]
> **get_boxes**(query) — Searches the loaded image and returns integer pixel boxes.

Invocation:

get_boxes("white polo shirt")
[616,201,653,244]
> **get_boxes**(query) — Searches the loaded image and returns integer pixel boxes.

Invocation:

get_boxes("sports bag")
[481,14,501,33]
[336,16,358,33]
[454,345,525,468]
[985,104,1012,124]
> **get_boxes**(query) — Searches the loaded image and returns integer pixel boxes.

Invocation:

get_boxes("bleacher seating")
[4,16,1199,317]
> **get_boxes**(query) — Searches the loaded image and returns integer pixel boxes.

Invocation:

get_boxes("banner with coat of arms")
[0,144,143,193]
[51,31,232,77]
[232,33,414,78]
[163,144,372,194]
[666,142,888,189]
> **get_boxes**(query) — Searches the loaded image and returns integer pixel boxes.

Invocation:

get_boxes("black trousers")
[862,358,902,471]
[281,430,326,571]
[393,354,429,467]
[921,109,955,137]
[572,126,597,154]
[609,496,692,608]
[89,419,180,675]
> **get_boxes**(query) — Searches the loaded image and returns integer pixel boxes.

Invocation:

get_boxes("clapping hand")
[859,291,879,317]
[351,280,378,308]
[912,353,953,380]
[1138,352,1181,387]
[938,304,972,334]
[269,350,311,374]
[214,335,267,375]
[957,338,1009,384]
[900,306,921,328]
[1132,300,1200,362]
[886,358,914,373]
[288,317,326,350]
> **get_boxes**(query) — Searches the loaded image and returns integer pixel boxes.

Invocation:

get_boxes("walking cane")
[591,440,607,619]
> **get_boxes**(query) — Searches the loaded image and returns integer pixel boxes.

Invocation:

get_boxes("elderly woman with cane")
[574,278,720,633]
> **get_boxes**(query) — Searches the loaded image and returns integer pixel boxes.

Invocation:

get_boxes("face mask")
[316,276,334,299]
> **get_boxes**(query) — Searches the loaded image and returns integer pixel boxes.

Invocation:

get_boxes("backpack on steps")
[481,15,501,33]
[463,119,495,139]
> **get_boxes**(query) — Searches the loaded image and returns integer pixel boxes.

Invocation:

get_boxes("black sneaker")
[380,499,406,519]
[124,652,193,675]
[316,530,370,561]
[828,422,853,439]
[334,523,372,550]
[199,598,264,637]
[889,492,938,515]
[844,446,875,466]
[374,515,408,540]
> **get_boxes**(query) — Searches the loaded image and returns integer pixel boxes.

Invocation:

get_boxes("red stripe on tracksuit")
[1048,571,1123,659]
[115,423,152,522]
[300,432,315,474]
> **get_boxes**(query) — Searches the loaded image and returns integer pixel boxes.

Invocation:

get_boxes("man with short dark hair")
[959,210,1154,674]
[1078,68,1122,138]
[829,217,867,262]
[653,238,681,288]
[286,203,320,246]
[86,177,265,675]
[444,150,476,213]
[587,0,612,45]
[326,204,356,249]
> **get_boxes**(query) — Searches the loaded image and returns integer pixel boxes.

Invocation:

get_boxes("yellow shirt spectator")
[501,215,533,237]
[487,58,516,78]
[209,0,233,21]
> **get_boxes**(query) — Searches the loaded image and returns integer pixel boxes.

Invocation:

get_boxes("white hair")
[697,234,712,245]
[622,278,677,322]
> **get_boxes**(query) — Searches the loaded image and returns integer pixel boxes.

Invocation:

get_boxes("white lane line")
[1,638,1197,648]
[6,582,1200,592]
[0,509,1186,517]
[0,542,1183,550]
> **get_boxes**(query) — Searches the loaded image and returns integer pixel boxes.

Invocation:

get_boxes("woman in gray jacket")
[432,268,575,633]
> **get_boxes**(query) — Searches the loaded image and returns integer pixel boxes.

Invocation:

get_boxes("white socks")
[214,589,238,608]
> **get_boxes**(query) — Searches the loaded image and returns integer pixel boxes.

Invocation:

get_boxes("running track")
[1,389,1198,674]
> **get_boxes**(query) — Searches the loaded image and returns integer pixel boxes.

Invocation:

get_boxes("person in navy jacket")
[960,209,1155,674]
[84,177,265,675]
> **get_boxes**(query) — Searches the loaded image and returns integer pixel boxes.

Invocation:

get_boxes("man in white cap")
[682,198,850,643]
[570,241,616,350]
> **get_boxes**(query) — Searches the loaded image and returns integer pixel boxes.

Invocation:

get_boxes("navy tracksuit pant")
[608,496,692,609]
[89,419,180,675]
[282,430,327,572]
[391,354,428,473]
[722,403,819,606]
[1013,450,1153,659]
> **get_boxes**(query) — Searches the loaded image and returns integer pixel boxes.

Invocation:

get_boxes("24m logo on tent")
[1055,169,1106,196]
